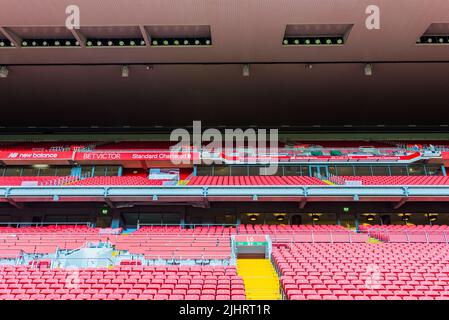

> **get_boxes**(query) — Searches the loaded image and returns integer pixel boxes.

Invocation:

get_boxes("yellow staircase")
[237,259,282,300]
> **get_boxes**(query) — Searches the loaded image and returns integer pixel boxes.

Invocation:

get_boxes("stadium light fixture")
[0,66,9,78]
[242,64,250,77]
[248,214,258,222]
[274,213,286,222]
[121,65,130,78]
[364,63,373,76]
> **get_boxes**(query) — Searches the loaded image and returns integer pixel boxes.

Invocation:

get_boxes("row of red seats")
[188,176,326,186]
[135,226,237,234]
[0,265,245,300]
[274,243,449,300]
[359,225,449,243]
[0,176,63,186]
[71,176,166,186]
[0,226,109,258]
[332,176,449,185]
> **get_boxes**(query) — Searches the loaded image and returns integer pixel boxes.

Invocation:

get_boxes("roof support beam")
[393,198,408,209]
[104,197,116,209]
[139,26,151,46]
[70,29,86,47]
[299,198,307,209]
[7,198,23,209]
[0,27,21,47]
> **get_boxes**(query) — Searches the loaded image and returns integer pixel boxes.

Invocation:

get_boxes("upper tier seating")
[274,243,449,300]
[71,176,165,186]
[114,227,234,260]
[0,265,245,300]
[188,176,326,186]
[0,226,109,258]
[331,176,449,185]
[0,176,67,186]
[238,225,368,243]
[359,225,449,243]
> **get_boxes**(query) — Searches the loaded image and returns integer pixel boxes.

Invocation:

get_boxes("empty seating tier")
[274,243,449,300]
[238,225,368,243]
[114,227,234,260]
[359,225,449,243]
[188,176,326,186]
[71,176,165,186]
[0,265,245,300]
[0,176,67,186]
[0,226,109,258]
[331,176,449,185]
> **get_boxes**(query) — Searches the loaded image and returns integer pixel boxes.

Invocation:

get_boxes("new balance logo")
[7,153,18,158]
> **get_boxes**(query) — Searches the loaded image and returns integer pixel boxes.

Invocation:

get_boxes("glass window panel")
[426,165,443,176]
[354,166,372,176]
[407,165,426,176]
[94,166,107,177]
[230,166,248,176]
[390,166,408,176]
[81,166,93,177]
[56,167,73,176]
[300,166,309,176]
[197,166,212,176]
[22,167,40,176]
[214,166,230,176]
[4,167,21,176]
[38,167,55,176]
[106,166,119,176]
[336,166,354,176]
[248,166,261,175]
[284,166,300,176]
[372,166,389,176]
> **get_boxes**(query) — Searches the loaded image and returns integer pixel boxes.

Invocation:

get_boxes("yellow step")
[237,259,282,300]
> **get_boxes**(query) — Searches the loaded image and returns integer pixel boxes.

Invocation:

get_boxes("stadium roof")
[1,0,449,131]
[1,0,449,64]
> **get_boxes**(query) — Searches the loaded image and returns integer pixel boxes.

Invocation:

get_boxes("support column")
[111,210,121,229]
[355,213,360,232]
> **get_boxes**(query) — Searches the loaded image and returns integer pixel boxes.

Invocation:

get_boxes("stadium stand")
[0,265,245,300]
[70,176,166,186]
[274,243,449,300]
[114,226,234,261]
[188,176,326,185]
[330,176,449,185]
[359,225,449,243]
[0,176,76,186]
[0,226,110,258]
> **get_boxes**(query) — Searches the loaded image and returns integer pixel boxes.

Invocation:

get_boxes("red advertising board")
[74,151,196,162]
[0,151,74,163]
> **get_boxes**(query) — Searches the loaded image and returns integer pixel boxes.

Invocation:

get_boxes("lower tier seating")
[359,225,449,243]
[274,243,449,300]
[70,176,165,186]
[237,225,368,243]
[114,227,232,260]
[188,176,326,186]
[0,226,109,258]
[0,176,67,186]
[0,265,245,300]
[331,175,449,185]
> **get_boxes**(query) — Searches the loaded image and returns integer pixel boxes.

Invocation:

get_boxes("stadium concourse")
[0,141,448,300]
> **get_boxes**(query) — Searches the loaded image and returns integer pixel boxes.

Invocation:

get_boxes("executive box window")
[371,166,390,176]
[390,166,408,176]
[354,166,372,176]
[93,166,120,176]
[336,166,355,176]
[230,166,248,176]
[0,166,73,176]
